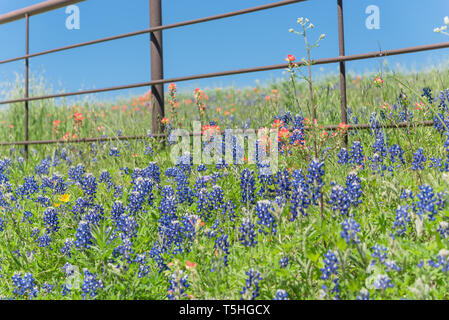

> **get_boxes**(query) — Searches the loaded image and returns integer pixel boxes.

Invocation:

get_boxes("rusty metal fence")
[0,0,447,158]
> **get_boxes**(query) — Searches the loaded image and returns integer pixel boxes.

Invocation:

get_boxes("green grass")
[0,62,448,300]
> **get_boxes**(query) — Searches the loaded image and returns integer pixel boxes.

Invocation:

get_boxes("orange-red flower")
[278,127,292,142]
[52,120,61,134]
[285,54,296,62]
[186,260,197,269]
[373,77,384,88]
[272,119,284,129]
[161,117,170,125]
[202,124,220,136]
[73,112,84,125]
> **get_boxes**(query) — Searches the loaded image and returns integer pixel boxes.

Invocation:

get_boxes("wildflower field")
[2,17,449,301]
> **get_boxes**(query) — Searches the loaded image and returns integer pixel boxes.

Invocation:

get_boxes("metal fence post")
[25,13,30,159]
[150,0,164,136]
[337,0,348,147]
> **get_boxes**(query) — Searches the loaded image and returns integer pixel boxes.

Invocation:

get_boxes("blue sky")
[0,0,449,103]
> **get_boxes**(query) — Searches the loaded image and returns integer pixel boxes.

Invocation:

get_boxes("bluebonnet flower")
[148,243,168,272]
[290,169,310,220]
[111,201,126,223]
[109,146,120,157]
[127,191,145,216]
[357,288,371,300]
[280,256,289,268]
[60,238,74,257]
[241,168,256,205]
[144,144,153,156]
[35,158,51,176]
[115,214,138,240]
[215,234,230,266]
[255,200,277,235]
[273,289,289,300]
[134,253,151,278]
[328,183,351,216]
[68,163,85,184]
[30,227,40,239]
[400,189,414,201]
[338,148,350,165]
[257,161,276,198]
[11,273,38,299]
[429,157,444,171]
[112,238,135,265]
[17,175,40,199]
[0,216,5,232]
[384,260,402,272]
[197,164,207,172]
[159,186,177,216]
[209,185,224,210]
[307,159,325,204]
[391,205,410,238]
[340,218,361,244]
[147,162,161,184]
[114,185,123,199]
[37,233,52,249]
[428,249,449,272]
[132,176,154,206]
[238,218,257,247]
[241,269,262,300]
[43,207,59,233]
[275,169,291,202]
[41,282,54,294]
[167,270,189,300]
[72,197,90,220]
[83,205,105,226]
[373,274,394,290]
[81,269,103,299]
[412,148,427,171]
[349,141,365,169]
[437,221,449,239]
[176,153,193,175]
[320,250,339,280]
[414,184,445,220]
[99,170,114,191]
[422,87,434,104]
[74,220,93,249]
[388,144,405,167]
[221,200,237,223]
[345,173,362,207]
[80,173,97,200]
[61,284,71,297]
[371,244,388,265]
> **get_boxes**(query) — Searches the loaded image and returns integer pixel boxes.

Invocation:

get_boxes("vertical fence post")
[337,0,348,147]
[24,13,30,159]
[150,0,164,136]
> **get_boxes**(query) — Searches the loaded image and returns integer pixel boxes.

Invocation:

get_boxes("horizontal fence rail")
[0,120,436,147]
[0,0,85,25]
[0,0,305,65]
[2,40,449,105]
[0,0,446,152]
